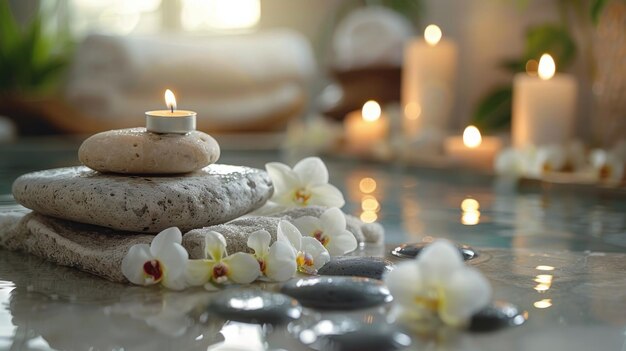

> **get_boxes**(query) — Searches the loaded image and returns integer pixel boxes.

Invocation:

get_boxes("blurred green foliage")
[0,1,72,95]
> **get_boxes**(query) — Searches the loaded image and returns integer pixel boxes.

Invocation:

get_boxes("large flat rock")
[12,165,272,233]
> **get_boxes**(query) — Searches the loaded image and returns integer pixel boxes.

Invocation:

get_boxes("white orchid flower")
[590,149,624,183]
[293,207,357,256]
[186,231,260,290]
[247,229,297,282]
[265,157,345,210]
[383,239,492,327]
[277,220,330,275]
[121,227,188,290]
[528,145,566,177]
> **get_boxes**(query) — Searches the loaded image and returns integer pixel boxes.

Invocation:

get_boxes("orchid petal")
[185,260,212,287]
[383,260,425,307]
[204,231,227,261]
[293,157,329,186]
[320,207,347,234]
[247,230,271,257]
[150,227,182,256]
[162,272,188,291]
[122,244,153,285]
[439,268,492,327]
[155,243,188,283]
[292,216,321,237]
[223,253,261,284]
[325,229,358,255]
[418,240,464,284]
[265,241,297,282]
[266,162,300,194]
[301,236,330,270]
[277,220,302,251]
[308,184,345,208]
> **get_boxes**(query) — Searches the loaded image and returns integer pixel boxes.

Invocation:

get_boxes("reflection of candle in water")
[461,198,480,225]
[358,177,380,223]
[445,126,502,169]
[146,89,197,134]
[512,53,577,148]
[533,299,553,309]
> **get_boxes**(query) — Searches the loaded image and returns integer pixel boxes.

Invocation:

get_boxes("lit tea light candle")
[512,53,577,148]
[444,125,502,169]
[146,89,197,134]
[344,100,390,152]
[402,24,458,138]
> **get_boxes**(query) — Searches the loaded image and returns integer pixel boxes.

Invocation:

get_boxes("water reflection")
[533,299,553,309]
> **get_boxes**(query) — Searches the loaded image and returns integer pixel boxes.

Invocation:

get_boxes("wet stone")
[280,276,392,310]
[299,317,412,351]
[317,256,394,280]
[206,289,302,325]
[469,301,526,332]
[391,242,478,261]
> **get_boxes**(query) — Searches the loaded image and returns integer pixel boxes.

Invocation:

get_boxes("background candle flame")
[538,54,556,80]
[424,24,442,46]
[463,125,482,148]
[164,89,177,111]
[362,100,381,122]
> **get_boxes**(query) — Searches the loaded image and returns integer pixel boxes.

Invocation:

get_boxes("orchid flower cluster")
[122,157,358,290]
[495,141,626,183]
[383,239,492,328]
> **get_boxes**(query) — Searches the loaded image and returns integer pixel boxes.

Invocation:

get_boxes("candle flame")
[538,54,555,80]
[165,89,177,112]
[424,24,442,46]
[463,125,482,148]
[362,100,381,122]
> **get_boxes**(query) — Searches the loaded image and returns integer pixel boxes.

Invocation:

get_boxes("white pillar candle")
[402,24,458,138]
[444,125,502,169]
[146,89,197,134]
[344,100,390,152]
[512,54,577,148]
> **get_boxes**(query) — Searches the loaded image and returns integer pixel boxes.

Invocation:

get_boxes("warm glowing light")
[536,265,555,271]
[525,59,538,76]
[538,54,556,80]
[404,102,421,120]
[424,24,442,46]
[362,100,381,122]
[462,211,480,225]
[181,0,261,31]
[461,198,480,212]
[164,89,176,111]
[534,283,551,292]
[362,197,380,212]
[359,178,377,193]
[535,275,553,284]
[360,211,378,223]
[533,299,552,309]
[463,125,482,148]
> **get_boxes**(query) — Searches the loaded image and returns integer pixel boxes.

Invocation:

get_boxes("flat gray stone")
[78,128,221,174]
[206,289,302,325]
[280,276,393,310]
[318,256,394,280]
[12,165,273,233]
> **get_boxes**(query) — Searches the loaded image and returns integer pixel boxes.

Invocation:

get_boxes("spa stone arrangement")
[0,91,524,349]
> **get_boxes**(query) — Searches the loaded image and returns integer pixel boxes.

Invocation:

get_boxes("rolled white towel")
[66,29,316,98]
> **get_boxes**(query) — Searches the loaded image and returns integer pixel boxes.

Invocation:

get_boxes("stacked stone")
[13,128,274,233]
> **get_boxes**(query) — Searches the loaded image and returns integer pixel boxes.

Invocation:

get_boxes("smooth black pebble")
[206,289,302,325]
[391,242,478,261]
[317,256,394,280]
[299,318,411,351]
[280,276,392,310]
[469,301,526,332]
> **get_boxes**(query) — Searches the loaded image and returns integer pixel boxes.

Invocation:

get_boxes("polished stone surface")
[205,289,302,325]
[391,242,478,261]
[469,301,526,332]
[317,256,394,280]
[1,139,626,350]
[280,276,393,310]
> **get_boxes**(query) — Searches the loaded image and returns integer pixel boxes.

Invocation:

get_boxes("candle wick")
[170,105,174,113]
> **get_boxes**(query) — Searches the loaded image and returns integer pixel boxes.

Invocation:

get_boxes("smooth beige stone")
[78,127,220,174]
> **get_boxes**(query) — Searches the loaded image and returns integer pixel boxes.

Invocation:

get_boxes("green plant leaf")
[524,24,576,69]
[471,86,513,133]
[590,0,609,24]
